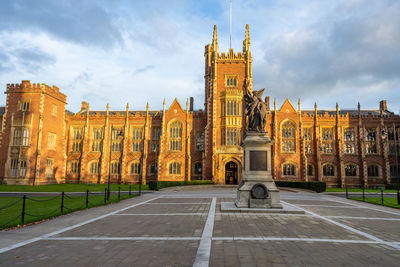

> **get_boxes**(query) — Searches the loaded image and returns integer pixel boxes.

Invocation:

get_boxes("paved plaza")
[0,186,400,266]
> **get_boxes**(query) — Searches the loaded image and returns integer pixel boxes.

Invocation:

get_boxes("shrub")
[275,181,326,193]
[386,184,400,190]
[148,180,214,191]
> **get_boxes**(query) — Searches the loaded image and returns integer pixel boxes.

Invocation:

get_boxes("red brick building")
[0,25,399,187]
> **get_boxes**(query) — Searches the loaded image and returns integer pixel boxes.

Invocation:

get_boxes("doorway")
[225,161,238,184]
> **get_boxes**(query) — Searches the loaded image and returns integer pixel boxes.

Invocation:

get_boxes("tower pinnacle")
[212,25,219,53]
[243,24,250,52]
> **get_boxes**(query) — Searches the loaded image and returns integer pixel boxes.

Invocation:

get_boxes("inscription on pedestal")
[250,151,267,171]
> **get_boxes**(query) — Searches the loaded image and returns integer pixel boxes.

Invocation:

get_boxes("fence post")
[118,186,120,201]
[86,189,89,208]
[104,188,107,204]
[61,191,65,214]
[362,187,365,202]
[129,185,131,196]
[21,195,26,225]
[345,187,348,199]
[381,188,384,205]
[397,189,400,205]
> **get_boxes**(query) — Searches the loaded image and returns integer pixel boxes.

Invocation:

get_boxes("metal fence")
[0,186,139,230]
[345,186,400,207]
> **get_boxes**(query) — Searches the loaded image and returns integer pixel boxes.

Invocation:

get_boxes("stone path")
[0,186,399,266]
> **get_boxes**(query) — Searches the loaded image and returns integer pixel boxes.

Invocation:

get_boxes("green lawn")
[0,184,149,192]
[0,192,139,230]
[349,197,400,209]
[326,188,398,193]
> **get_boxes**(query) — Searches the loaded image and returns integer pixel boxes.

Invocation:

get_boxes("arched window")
[194,162,202,175]
[149,162,157,174]
[323,164,335,176]
[367,164,379,177]
[20,160,27,177]
[281,121,296,152]
[130,162,141,174]
[390,164,400,180]
[307,164,314,176]
[169,161,181,175]
[345,164,357,177]
[111,161,121,174]
[90,161,101,174]
[169,121,182,151]
[283,163,296,176]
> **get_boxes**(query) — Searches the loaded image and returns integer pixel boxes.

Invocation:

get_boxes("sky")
[0,0,399,113]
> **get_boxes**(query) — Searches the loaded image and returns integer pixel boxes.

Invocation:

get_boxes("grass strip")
[326,188,398,193]
[0,192,138,230]
[349,197,400,209]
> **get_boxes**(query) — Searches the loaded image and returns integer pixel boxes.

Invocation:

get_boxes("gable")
[167,98,185,115]
[279,98,297,113]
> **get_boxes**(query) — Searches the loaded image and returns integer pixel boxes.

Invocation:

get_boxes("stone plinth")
[235,132,282,209]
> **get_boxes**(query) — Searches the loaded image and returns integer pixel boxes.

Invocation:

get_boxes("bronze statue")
[243,81,267,132]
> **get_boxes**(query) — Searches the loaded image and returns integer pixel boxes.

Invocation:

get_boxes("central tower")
[203,24,253,183]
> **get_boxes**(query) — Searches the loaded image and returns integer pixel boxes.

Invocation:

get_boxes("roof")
[301,109,393,116]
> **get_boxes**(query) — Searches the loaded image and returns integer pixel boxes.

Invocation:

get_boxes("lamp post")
[108,126,124,200]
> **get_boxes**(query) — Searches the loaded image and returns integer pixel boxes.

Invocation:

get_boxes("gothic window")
[194,162,202,175]
[321,128,334,153]
[110,161,121,174]
[12,128,21,146]
[90,161,101,174]
[282,121,296,152]
[9,159,18,177]
[19,101,30,111]
[169,121,182,152]
[169,161,181,175]
[22,128,29,146]
[283,163,296,176]
[130,162,141,174]
[226,100,241,116]
[72,127,83,152]
[48,132,57,150]
[345,164,357,177]
[151,142,160,153]
[46,158,54,178]
[225,75,237,87]
[390,165,400,179]
[343,128,355,154]
[227,128,239,145]
[388,126,399,155]
[221,102,225,116]
[92,127,103,152]
[196,133,205,151]
[152,127,161,140]
[111,127,123,152]
[367,164,379,177]
[20,160,27,177]
[323,164,335,176]
[365,128,377,154]
[307,164,314,176]
[132,127,143,152]
[52,104,57,117]
[303,128,312,154]
[149,162,157,174]
[70,161,80,174]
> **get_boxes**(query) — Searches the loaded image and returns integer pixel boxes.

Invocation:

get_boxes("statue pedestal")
[235,132,282,209]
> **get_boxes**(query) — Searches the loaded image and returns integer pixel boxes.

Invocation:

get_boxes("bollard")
[104,188,107,204]
[381,188,384,205]
[118,186,121,201]
[129,185,131,196]
[86,189,89,208]
[345,187,348,199]
[21,195,26,225]
[139,181,142,196]
[61,191,65,214]
[362,187,365,202]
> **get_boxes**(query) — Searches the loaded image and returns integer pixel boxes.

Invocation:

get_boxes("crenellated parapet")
[6,80,67,103]
[217,49,245,61]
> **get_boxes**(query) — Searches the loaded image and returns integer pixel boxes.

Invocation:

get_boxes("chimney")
[190,97,194,111]
[81,101,89,112]
[265,96,270,110]
[380,100,387,111]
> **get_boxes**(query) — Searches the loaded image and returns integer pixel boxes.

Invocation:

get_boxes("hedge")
[386,184,400,190]
[275,181,326,193]
[148,180,214,191]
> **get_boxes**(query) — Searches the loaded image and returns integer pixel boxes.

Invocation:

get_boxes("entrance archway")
[225,161,238,184]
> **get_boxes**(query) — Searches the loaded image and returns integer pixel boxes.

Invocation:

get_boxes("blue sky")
[0,0,399,113]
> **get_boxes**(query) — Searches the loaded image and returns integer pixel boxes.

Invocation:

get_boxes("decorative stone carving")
[251,183,268,199]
